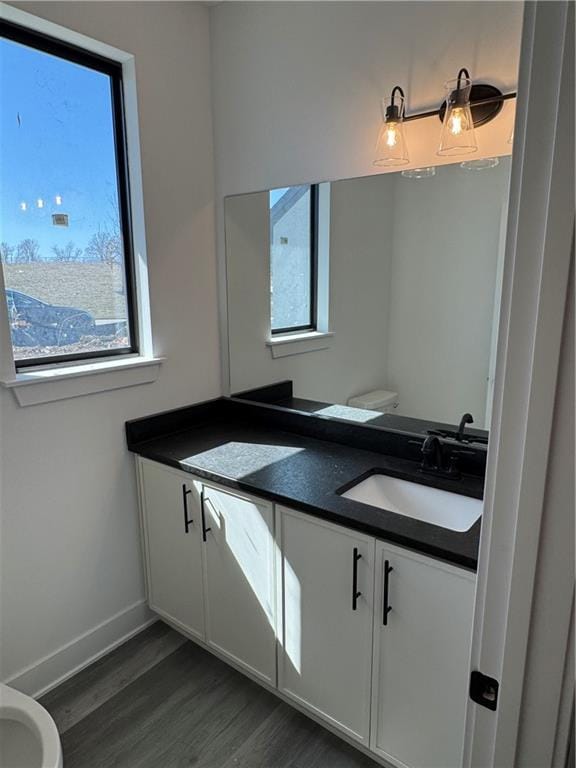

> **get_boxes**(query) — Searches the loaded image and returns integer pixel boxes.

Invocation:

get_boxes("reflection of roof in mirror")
[269,185,309,225]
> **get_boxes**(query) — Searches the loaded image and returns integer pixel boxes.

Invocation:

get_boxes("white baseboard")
[3,600,155,699]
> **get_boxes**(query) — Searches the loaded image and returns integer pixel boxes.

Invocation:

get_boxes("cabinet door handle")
[383,559,393,625]
[352,547,362,611]
[182,484,193,533]
[200,489,212,543]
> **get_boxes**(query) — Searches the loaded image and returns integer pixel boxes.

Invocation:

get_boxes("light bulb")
[449,109,464,135]
[20,202,27,211]
[55,195,62,205]
[386,124,398,147]
[437,71,478,157]
[37,198,44,209]
[374,88,409,167]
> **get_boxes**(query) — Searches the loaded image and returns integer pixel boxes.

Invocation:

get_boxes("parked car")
[5,289,96,347]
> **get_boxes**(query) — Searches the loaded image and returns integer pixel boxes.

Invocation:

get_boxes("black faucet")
[421,436,445,473]
[457,413,474,442]
[418,435,464,478]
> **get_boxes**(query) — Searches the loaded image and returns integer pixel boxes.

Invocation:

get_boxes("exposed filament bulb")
[448,107,471,136]
[386,124,399,147]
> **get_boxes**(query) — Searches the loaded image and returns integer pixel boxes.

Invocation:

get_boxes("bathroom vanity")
[127,397,483,768]
[124,146,510,768]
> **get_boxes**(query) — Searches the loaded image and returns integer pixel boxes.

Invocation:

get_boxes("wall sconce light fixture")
[374,69,515,165]
[374,86,409,166]
[437,68,478,156]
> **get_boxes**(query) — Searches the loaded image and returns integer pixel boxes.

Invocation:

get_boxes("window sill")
[265,331,334,359]
[0,355,164,406]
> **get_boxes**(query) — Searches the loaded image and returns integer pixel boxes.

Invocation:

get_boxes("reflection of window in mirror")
[269,184,319,335]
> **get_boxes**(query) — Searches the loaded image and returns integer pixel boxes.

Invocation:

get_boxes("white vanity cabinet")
[370,541,475,768]
[136,457,476,768]
[202,484,276,685]
[277,506,375,745]
[138,458,205,640]
[138,459,277,683]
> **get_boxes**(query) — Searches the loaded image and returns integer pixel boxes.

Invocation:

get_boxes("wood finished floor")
[40,621,380,768]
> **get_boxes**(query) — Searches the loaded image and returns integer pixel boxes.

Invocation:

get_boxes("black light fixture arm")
[386,85,406,122]
[457,67,471,87]
[402,90,516,124]
[390,85,405,109]
[380,68,516,138]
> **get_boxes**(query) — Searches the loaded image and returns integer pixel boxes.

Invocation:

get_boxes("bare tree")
[104,191,121,237]
[52,241,82,262]
[16,239,41,263]
[84,229,122,268]
[0,242,14,264]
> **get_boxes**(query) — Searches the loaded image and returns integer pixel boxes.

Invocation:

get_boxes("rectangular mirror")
[225,157,512,439]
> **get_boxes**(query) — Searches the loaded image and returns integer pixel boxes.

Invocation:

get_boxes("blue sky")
[0,35,120,258]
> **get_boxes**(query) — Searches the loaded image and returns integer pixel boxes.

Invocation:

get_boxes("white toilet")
[347,389,399,414]
[0,684,62,768]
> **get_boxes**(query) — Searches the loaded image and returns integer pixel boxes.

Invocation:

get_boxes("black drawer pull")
[383,559,393,625]
[200,490,212,542]
[352,547,362,611]
[182,484,193,533]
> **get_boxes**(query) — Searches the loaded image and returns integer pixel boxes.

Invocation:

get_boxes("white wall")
[0,2,220,695]
[386,159,511,424]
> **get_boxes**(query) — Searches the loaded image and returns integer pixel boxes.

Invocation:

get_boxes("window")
[269,184,318,334]
[0,21,137,368]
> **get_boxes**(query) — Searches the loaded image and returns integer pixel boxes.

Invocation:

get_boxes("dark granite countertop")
[127,402,482,571]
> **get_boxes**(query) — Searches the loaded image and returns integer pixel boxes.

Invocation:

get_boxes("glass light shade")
[374,95,409,166]
[401,166,436,179]
[460,157,499,171]
[437,76,478,156]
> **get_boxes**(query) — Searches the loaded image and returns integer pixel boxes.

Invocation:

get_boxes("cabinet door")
[202,484,277,685]
[139,459,205,640]
[371,542,475,768]
[278,506,375,745]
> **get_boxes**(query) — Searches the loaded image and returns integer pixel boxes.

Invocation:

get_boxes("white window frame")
[0,3,162,406]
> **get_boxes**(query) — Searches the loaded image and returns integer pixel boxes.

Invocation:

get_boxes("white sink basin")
[341,473,482,532]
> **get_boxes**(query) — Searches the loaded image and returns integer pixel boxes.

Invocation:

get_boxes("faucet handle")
[447,446,476,478]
